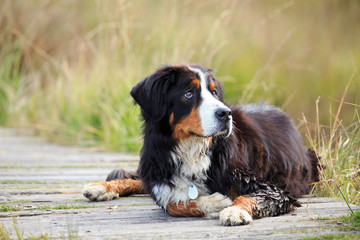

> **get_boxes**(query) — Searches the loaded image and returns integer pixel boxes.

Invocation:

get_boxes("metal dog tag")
[188,185,199,200]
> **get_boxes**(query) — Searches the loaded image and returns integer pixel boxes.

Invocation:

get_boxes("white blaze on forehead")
[188,66,231,137]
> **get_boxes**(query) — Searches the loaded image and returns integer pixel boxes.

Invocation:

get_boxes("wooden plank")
[0,128,359,239]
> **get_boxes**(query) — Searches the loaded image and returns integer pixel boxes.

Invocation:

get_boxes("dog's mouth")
[213,123,232,138]
[216,127,232,138]
[189,121,232,138]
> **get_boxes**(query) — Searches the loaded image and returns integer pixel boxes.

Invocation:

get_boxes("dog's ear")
[130,66,176,122]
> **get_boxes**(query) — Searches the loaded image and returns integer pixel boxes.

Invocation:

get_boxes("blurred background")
[0,0,359,152]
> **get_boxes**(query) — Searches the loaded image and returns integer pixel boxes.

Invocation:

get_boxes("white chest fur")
[152,137,212,208]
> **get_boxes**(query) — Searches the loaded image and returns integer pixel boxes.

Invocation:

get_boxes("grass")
[1,224,49,240]
[301,212,360,239]
[0,180,88,185]
[0,201,154,213]
[316,211,360,231]
[331,211,360,232]
[0,203,102,212]
[278,211,360,239]
[0,163,138,169]
[0,180,48,185]
[1,223,51,240]
[0,204,21,212]
[1,1,359,151]
[0,0,359,209]
[36,204,101,211]
[303,80,360,205]
[301,234,360,240]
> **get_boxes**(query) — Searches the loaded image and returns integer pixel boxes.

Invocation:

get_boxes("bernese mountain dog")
[83,64,319,226]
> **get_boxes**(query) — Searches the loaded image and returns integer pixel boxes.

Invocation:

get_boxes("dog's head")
[131,64,232,140]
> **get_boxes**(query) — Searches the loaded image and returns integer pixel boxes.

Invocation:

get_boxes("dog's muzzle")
[215,108,232,122]
[215,107,232,137]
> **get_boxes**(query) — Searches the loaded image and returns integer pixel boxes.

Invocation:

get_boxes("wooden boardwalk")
[0,128,359,239]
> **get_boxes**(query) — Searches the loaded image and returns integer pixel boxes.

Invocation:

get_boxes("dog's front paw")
[219,206,253,226]
[83,184,118,201]
[196,192,233,218]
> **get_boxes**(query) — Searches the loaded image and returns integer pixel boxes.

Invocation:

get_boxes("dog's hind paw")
[83,184,118,201]
[219,206,253,226]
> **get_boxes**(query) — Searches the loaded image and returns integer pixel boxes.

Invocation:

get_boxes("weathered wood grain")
[0,128,359,239]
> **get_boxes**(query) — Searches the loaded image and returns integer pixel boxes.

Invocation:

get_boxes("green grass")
[0,226,50,240]
[1,202,155,212]
[0,204,21,212]
[0,222,51,240]
[301,212,360,239]
[37,204,101,211]
[301,234,360,240]
[0,203,102,212]
[0,0,359,208]
[0,180,48,185]
[290,211,360,239]
[0,163,138,169]
[332,211,360,231]
[304,86,360,205]
[0,224,11,240]
[315,211,360,230]
[1,1,359,151]
[0,180,87,185]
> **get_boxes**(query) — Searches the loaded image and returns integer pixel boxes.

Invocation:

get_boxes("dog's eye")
[184,90,194,99]
[212,88,218,96]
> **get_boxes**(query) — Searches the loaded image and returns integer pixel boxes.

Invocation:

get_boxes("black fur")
[108,64,319,215]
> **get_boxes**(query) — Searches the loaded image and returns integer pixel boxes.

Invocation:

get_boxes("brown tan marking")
[231,196,257,217]
[91,179,144,196]
[190,79,200,89]
[209,81,216,92]
[172,107,203,140]
[169,112,174,125]
[166,201,205,217]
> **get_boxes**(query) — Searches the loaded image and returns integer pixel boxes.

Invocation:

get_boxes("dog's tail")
[306,149,321,184]
[106,169,140,181]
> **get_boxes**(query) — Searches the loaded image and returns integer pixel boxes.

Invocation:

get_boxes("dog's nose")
[215,108,232,122]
